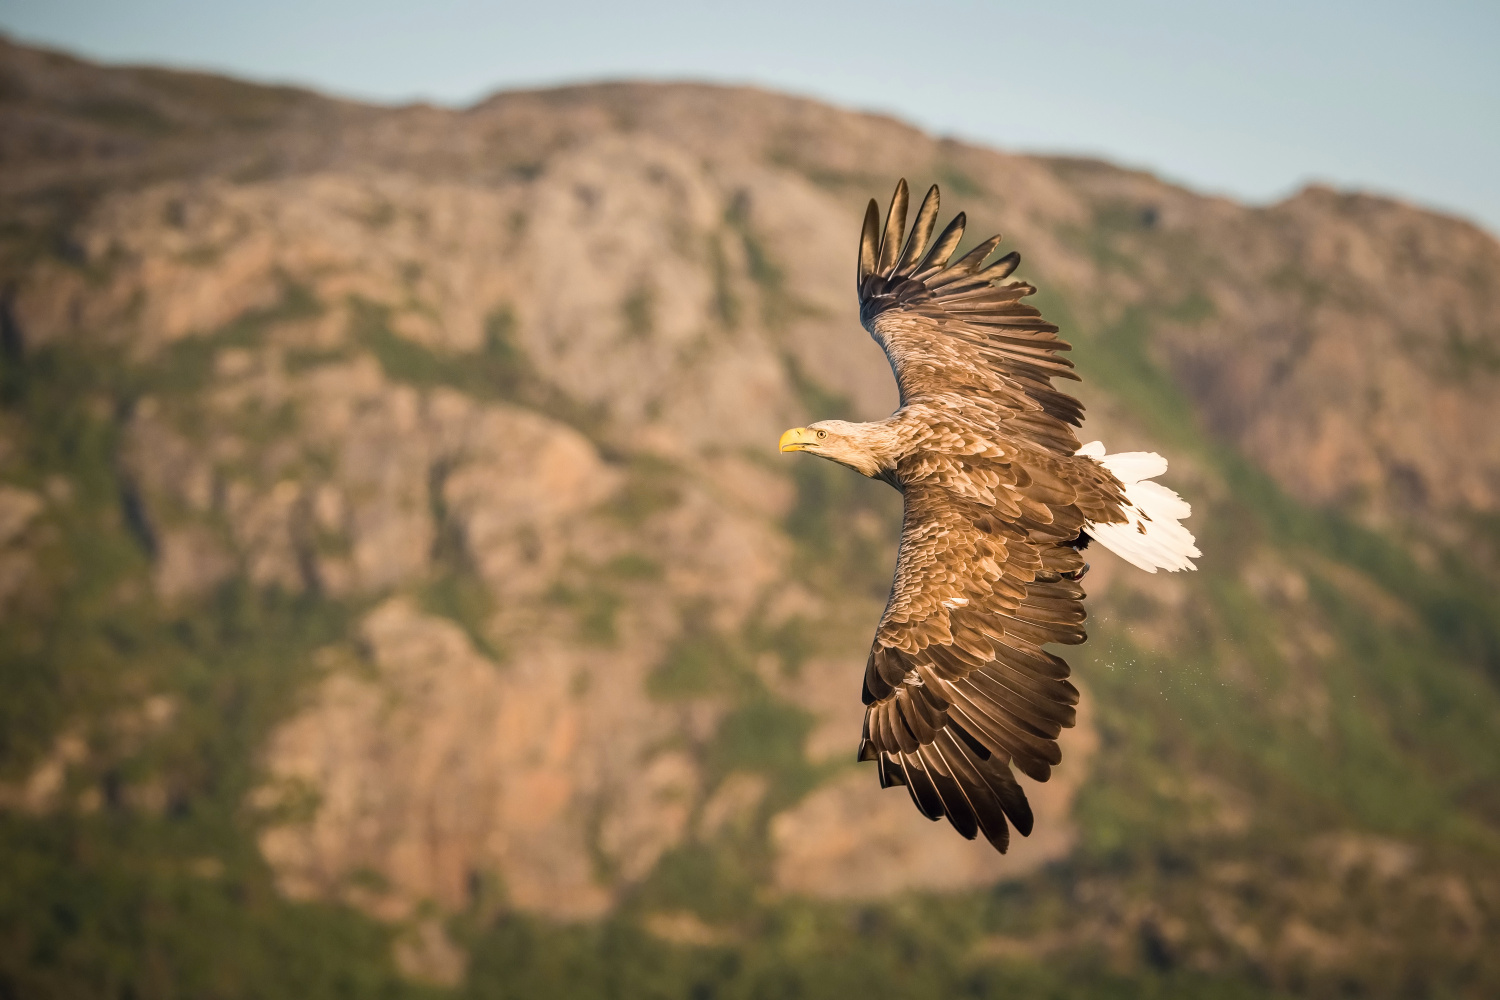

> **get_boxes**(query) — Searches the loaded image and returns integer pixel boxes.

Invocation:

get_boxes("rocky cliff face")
[2,38,1498,999]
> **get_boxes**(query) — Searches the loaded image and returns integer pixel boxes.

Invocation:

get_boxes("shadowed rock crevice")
[1,39,1498,999]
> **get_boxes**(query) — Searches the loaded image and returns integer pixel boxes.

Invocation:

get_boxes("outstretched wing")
[859,469,1096,852]
[854,181,1128,853]
[857,179,1083,455]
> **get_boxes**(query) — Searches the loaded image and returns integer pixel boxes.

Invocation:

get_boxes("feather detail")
[981,250,1022,280]
[913,212,967,278]
[899,753,947,821]
[894,185,941,276]
[877,179,909,274]
[931,731,1012,852]
[928,236,1004,287]
[917,743,980,839]
[1078,442,1201,573]
[858,199,881,285]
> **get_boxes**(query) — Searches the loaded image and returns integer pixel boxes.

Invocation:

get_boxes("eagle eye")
[817,430,827,439]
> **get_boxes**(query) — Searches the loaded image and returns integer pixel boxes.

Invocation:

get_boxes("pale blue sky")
[3,0,1497,233]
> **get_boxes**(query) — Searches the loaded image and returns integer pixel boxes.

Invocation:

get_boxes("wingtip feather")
[858,199,881,285]
[894,184,941,276]
[877,179,910,274]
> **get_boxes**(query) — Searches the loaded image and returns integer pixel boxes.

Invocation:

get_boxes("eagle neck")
[845,415,919,480]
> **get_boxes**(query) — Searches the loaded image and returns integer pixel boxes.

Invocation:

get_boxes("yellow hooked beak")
[779,427,816,453]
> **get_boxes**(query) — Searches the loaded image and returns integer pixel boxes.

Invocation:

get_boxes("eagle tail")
[1077,441,1200,573]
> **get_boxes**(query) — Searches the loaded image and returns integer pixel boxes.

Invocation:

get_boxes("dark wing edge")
[857,179,1086,453]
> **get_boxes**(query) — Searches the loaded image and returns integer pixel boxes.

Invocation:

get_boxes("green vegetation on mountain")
[1,36,1497,1000]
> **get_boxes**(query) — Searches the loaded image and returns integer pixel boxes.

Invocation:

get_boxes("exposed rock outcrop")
[2,39,1497,995]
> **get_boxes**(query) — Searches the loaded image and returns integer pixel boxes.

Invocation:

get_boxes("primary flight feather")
[779,180,1200,853]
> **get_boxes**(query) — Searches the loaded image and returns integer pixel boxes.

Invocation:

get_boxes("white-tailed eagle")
[779,180,1200,853]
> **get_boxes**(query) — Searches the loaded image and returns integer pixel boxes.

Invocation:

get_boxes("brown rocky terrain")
[1,36,1498,999]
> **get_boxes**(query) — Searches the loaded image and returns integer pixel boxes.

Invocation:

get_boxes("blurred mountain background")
[1,36,1499,999]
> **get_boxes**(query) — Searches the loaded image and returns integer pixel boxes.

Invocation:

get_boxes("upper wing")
[857,179,1084,455]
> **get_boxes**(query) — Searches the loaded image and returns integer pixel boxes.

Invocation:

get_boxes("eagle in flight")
[779,180,1199,853]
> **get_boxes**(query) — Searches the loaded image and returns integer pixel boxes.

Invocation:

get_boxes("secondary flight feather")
[779,180,1200,853]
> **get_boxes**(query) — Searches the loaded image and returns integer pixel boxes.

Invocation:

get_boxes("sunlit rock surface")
[2,37,1498,996]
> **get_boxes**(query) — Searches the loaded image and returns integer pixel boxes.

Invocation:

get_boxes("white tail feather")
[1077,441,1200,573]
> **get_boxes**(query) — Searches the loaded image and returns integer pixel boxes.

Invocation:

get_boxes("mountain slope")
[1,37,1498,999]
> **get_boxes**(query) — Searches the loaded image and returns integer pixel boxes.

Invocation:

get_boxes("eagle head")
[778,419,887,478]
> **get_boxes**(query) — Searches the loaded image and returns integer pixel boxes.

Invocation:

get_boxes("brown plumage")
[780,179,1198,854]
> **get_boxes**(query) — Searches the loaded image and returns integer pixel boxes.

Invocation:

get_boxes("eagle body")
[779,180,1199,854]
